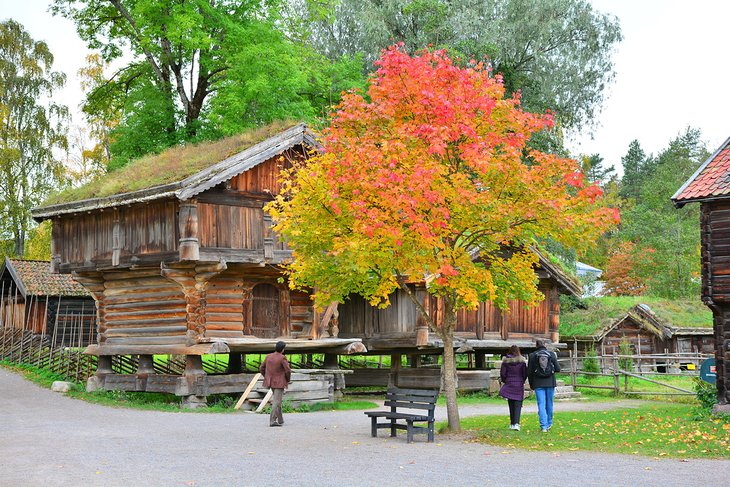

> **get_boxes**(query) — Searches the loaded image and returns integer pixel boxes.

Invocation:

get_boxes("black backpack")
[534,349,555,378]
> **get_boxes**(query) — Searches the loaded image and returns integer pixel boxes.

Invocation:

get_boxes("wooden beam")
[84,342,230,356]
[234,372,262,410]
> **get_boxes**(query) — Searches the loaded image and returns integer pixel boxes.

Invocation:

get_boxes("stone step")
[555,391,583,400]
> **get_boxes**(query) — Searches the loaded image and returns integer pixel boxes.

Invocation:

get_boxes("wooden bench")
[364,386,439,443]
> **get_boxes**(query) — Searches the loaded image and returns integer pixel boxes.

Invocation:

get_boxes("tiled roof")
[4,259,90,297]
[673,137,730,205]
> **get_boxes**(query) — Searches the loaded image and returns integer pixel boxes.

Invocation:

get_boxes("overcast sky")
[3,0,729,175]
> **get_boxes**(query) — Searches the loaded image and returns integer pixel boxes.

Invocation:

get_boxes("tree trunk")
[441,295,461,432]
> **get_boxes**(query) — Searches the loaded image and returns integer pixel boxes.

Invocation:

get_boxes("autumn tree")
[269,46,618,431]
[601,241,649,296]
[0,20,67,257]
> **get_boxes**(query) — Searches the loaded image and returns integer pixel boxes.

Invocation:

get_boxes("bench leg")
[370,416,378,437]
[407,420,414,443]
[427,422,434,442]
[390,418,397,437]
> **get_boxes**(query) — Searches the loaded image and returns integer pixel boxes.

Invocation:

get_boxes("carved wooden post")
[548,286,560,343]
[279,287,291,337]
[241,283,254,335]
[415,285,429,347]
[137,354,154,374]
[178,200,200,261]
[476,302,485,340]
[162,262,226,345]
[389,353,402,387]
[263,213,274,261]
[111,208,123,267]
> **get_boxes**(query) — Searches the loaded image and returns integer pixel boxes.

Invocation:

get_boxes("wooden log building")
[673,137,730,414]
[0,258,96,346]
[561,302,713,370]
[32,121,582,403]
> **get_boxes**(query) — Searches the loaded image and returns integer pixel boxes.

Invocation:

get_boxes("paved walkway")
[1,369,727,487]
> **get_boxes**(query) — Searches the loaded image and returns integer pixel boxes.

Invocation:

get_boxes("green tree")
[619,139,648,202]
[581,153,616,186]
[303,0,622,132]
[620,128,707,298]
[52,0,365,168]
[0,20,67,257]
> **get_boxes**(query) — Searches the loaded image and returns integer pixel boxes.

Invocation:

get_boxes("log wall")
[338,282,555,344]
[77,266,315,349]
[700,201,730,407]
[101,269,188,347]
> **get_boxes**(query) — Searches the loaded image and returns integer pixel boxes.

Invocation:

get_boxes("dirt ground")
[1,369,727,487]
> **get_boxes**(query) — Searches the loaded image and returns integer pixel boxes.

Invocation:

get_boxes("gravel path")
[1,369,727,487]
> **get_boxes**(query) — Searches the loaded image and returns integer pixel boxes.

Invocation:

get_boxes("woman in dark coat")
[499,345,527,431]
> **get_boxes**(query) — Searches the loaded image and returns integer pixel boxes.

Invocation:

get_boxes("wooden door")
[251,284,280,338]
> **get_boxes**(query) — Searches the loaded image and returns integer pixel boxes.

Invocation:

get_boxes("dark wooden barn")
[0,258,96,346]
[33,121,585,401]
[562,301,713,366]
[673,137,730,414]
[338,249,579,353]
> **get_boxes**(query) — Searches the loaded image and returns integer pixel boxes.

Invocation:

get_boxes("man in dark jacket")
[260,341,291,427]
[527,339,561,433]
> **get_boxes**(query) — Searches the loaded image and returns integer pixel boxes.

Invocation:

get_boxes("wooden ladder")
[233,373,272,412]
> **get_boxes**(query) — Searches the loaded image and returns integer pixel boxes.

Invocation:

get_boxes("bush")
[693,378,717,418]
[582,346,599,374]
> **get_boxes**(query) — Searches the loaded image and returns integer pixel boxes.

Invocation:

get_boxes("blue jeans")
[534,387,555,429]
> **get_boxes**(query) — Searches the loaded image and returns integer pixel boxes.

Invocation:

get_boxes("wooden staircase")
[234,373,272,412]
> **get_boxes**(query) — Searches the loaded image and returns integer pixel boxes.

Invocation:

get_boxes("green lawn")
[451,403,730,459]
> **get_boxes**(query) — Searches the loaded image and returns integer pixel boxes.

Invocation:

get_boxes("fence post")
[570,349,577,388]
[612,353,619,396]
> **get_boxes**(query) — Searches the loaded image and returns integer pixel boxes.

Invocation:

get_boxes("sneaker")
[514,424,520,431]
[509,424,516,430]
[541,428,548,433]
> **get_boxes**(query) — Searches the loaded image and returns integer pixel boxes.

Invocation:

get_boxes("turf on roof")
[560,296,712,338]
[44,120,302,206]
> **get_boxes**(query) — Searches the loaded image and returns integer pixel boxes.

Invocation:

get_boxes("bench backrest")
[384,387,439,416]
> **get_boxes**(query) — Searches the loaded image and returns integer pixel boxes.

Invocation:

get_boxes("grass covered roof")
[44,120,302,206]
[560,296,712,338]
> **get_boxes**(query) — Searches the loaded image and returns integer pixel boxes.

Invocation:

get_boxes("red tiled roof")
[673,137,730,204]
[4,259,89,297]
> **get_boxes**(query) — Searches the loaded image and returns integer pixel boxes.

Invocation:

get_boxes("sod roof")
[560,296,712,338]
[40,120,305,209]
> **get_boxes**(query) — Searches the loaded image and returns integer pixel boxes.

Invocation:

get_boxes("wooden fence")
[562,350,713,397]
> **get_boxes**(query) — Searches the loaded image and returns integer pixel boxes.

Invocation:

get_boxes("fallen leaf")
[352,441,360,445]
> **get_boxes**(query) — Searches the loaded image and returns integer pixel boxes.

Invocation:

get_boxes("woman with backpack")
[499,345,527,431]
